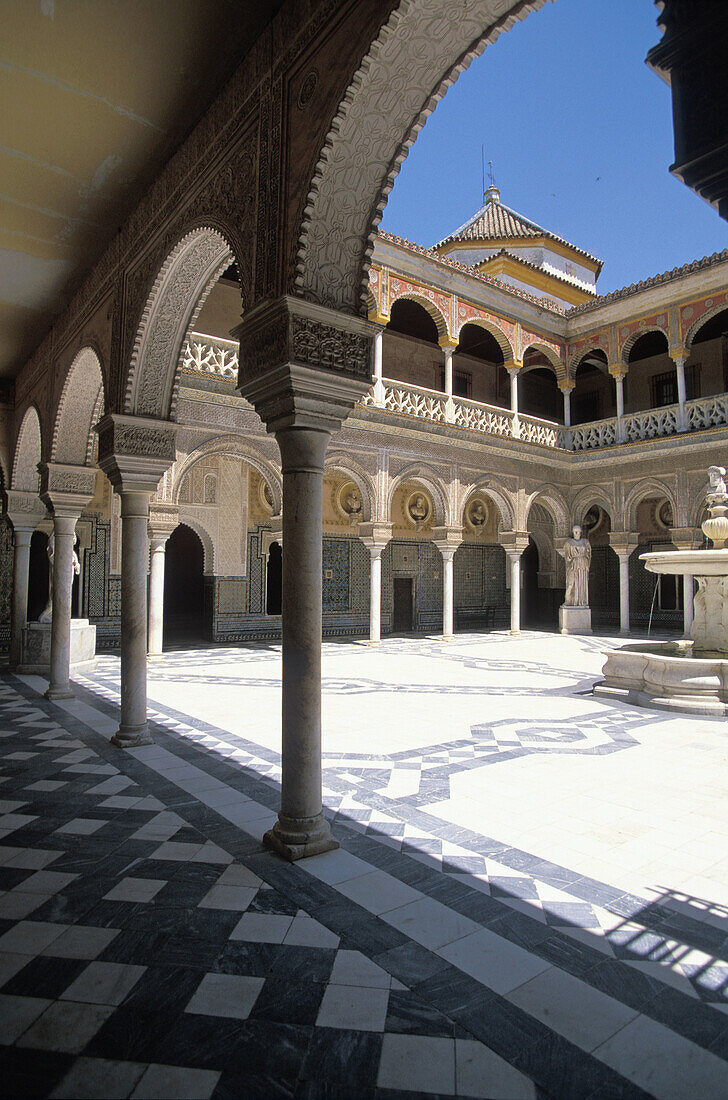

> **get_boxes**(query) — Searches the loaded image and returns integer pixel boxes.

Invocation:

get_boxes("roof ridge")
[567,248,728,314]
[479,248,598,295]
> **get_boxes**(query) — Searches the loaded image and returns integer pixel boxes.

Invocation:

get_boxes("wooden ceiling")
[0,0,282,380]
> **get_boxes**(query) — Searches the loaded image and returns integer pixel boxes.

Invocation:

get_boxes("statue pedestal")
[18,620,97,676]
[559,605,592,635]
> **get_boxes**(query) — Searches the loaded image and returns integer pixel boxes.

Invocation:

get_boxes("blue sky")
[379,0,727,294]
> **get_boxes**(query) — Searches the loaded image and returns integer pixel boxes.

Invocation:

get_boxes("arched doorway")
[164,525,205,644]
[521,539,541,628]
[28,530,49,623]
[266,542,282,616]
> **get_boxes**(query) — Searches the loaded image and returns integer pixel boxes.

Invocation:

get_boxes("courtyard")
[0,632,727,1098]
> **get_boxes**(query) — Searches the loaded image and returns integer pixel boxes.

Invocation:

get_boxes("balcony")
[183,335,728,452]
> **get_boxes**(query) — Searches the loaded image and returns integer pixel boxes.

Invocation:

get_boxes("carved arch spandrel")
[172,436,282,516]
[51,347,105,468]
[460,481,515,531]
[387,462,449,527]
[524,485,570,538]
[295,0,548,314]
[324,453,376,523]
[11,406,43,492]
[624,478,678,533]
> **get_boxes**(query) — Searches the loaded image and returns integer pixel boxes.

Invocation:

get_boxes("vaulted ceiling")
[0,0,283,381]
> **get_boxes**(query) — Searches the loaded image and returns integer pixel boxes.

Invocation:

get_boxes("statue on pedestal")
[39,534,81,623]
[562,525,591,607]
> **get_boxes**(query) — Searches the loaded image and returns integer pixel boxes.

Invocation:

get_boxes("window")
[650,370,677,407]
[439,367,472,398]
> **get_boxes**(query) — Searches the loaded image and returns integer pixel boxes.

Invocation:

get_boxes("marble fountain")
[595,466,728,716]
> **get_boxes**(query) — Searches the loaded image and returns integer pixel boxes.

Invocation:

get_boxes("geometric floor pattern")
[0,633,727,1098]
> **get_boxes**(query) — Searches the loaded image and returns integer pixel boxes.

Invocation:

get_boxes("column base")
[263,813,339,862]
[510,629,521,636]
[110,725,153,749]
[441,633,455,643]
[45,685,74,700]
[147,653,164,662]
[367,640,381,647]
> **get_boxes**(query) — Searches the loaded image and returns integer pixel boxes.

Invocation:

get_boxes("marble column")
[270,424,336,859]
[434,529,461,641]
[38,464,96,700]
[147,506,179,660]
[613,368,626,442]
[234,295,375,860]
[442,344,456,423]
[46,513,80,699]
[673,353,688,431]
[97,414,177,749]
[8,525,34,668]
[683,574,695,635]
[559,383,574,428]
[617,551,631,635]
[360,523,391,647]
[372,327,385,406]
[508,551,522,634]
[507,365,521,438]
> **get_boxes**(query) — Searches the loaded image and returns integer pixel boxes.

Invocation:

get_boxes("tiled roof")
[434,191,602,271]
[477,249,598,296]
[568,249,728,314]
[376,232,567,315]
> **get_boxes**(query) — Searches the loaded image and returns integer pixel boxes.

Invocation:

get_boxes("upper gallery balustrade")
[182,335,728,452]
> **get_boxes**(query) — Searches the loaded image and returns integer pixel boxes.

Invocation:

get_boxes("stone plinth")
[19,620,97,676]
[559,605,592,635]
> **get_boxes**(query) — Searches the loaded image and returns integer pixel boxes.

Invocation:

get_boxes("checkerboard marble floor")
[1,631,728,1098]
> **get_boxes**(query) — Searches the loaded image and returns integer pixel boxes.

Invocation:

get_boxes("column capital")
[668,526,699,551]
[5,490,47,532]
[38,462,96,517]
[608,363,628,379]
[504,360,522,376]
[148,503,179,543]
[500,530,529,556]
[368,313,390,329]
[608,531,640,556]
[439,338,457,353]
[433,526,463,557]
[670,346,689,365]
[97,414,177,494]
[234,295,376,434]
[558,380,575,393]
[359,521,392,550]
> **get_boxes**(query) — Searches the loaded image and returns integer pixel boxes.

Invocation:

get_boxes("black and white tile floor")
[0,636,727,1098]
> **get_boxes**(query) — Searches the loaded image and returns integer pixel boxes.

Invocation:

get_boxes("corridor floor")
[0,631,727,1099]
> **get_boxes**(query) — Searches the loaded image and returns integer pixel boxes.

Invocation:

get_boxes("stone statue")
[562,525,591,607]
[342,487,362,525]
[707,465,728,503]
[39,533,81,623]
[408,493,429,528]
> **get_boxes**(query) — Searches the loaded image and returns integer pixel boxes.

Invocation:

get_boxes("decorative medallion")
[406,490,430,530]
[465,497,488,533]
[297,68,318,110]
[338,481,362,526]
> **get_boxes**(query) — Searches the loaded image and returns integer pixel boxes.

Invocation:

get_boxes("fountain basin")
[594,641,728,716]
[641,549,728,576]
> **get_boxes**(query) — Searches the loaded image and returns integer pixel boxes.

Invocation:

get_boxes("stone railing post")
[433,527,463,640]
[359,522,392,646]
[5,491,47,669]
[234,295,375,861]
[609,532,639,635]
[38,464,97,699]
[500,532,530,634]
[97,415,177,747]
[147,504,179,659]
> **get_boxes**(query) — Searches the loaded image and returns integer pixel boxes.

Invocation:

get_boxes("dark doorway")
[522,540,540,628]
[164,524,205,643]
[28,530,49,622]
[392,577,414,632]
[266,542,282,616]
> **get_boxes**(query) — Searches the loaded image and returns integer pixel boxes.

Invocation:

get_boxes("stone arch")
[51,346,105,467]
[524,485,570,537]
[567,345,608,380]
[172,436,282,515]
[365,289,379,318]
[521,343,564,379]
[172,516,215,575]
[324,453,376,522]
[11,406,43,492]
[124,226,236,421]
[570,485,615,527]
[295,0,548,313]
[620,325,670,364]
[456,317,513,361]
[624,478,678,531]
[684,302,728,348]
[460,481,515,530]
[690,481,711,533]
[388,291,450,340]
[387,463,449,526]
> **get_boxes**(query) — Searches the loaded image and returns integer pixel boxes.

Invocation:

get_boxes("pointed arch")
[324,453,376,522]
[456,317,513,361]
[295,0,548,313]
[51,346,105,467]
[387,463,449,526]
[624,478,678,531]
[124,226,236,421]
[11,406,42,492]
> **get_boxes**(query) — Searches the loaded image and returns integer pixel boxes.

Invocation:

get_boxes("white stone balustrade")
[182,334,239,378]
